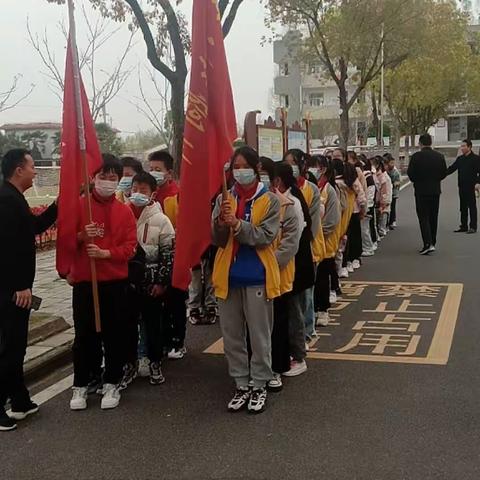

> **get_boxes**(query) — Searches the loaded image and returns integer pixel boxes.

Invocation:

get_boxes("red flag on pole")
[172,0,237,290]
[56,34,102,278]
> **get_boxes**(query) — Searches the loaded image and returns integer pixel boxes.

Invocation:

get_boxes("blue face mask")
[118,176,133,193]
[308,167,320,180]
[130,192,151,207]
[260,174,270,189]
[292,165,300,179]
[150,171,166,186]
[233,168,256,186]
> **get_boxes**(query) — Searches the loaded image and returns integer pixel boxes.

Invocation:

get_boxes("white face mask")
[129,192,152,207]
[117,176,133,193]
[260,174,271,189]
[95,179,118,197]
[308,167,320,180]
[150,171,167,186]
[292,165,300,179]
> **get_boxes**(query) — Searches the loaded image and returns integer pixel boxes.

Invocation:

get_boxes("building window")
[280,95,290,108]
[309,93,324,107]
[280,63,289,76]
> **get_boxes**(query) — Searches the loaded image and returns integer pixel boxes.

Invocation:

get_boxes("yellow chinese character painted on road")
[342,283,369,297]
[336,333,421,356]
[353,314,432,333]
[377,285,442,298]
[186,92,208,133]
[364,300,436,315]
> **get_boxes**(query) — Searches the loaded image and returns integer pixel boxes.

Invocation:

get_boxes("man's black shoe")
[0,412,17,431]
[454,228,468,233]
[9,401,39,421]
[467,228,477,234]
[419,245,435,255]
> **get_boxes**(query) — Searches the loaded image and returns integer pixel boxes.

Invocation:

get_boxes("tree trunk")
[339,85,349,149]
[170,77,186,174]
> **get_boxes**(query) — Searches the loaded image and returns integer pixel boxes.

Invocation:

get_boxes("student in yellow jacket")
[212,147,280,414]
[259,158,301,392]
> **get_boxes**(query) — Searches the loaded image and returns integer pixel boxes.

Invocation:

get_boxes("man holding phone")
[0,149,57,431]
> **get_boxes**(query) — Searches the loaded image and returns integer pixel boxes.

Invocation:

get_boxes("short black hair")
[121,156,143,174]
[462,139,473,149]
[419,133,432,147]
[148,150,174,171]
[259,156,275,181]
[1,148,31,180]
[132,171,157,193]
[383,153,394,162]
[94,153,122,178]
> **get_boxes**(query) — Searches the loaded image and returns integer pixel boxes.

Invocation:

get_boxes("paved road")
[3,175,480,480]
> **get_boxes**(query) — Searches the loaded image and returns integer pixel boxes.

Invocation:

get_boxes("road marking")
[31,374,74,406]
[400,180,411,191]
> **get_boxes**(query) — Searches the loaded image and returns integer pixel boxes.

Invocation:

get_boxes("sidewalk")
[34,250,72,325]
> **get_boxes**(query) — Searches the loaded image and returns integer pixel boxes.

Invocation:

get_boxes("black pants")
[0,291,31,411]
[271,294,290,374]
[415,194,440,248]
[346,213,363,262]
[459,187,477,230]
[329,257,340,292]
[314,258,334,312]
[163,287,188,350]
[369,207,377,243]
[389,198,398,226]
[141,294,166,363]
[125,286,141,366]
[72,281,128,387]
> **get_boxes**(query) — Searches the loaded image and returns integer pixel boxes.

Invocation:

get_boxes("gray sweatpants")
[218,286,273,389]
[188,259,216,311]
[361,216,375,254]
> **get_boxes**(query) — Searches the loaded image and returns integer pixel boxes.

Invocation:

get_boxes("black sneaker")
[189,308,203,325]
[454,227,468,233]
[119,363,138,391]
[149,361,166,385]
[467,228,477,234]
[205,306,218,325]
[9,401,39,421]
[227,387,251,412]
[0,412,17,431]
[248,388,267,414]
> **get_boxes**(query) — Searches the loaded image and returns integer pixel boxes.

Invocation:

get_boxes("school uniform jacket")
[320,183,341,259]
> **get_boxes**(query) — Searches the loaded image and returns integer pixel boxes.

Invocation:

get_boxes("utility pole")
[380,22,385,147]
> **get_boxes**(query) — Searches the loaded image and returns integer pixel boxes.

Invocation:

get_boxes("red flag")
[56,38,102,278]
[172,0,237,290]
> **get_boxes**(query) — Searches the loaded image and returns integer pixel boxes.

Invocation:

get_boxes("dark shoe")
[247,388,267,414]
[454,228,468,233]
[227,387,251,412]
[0,412,17,431]
[119,363,138,391]
[188,308,203,325]
[9,401,39,421]
[467,228,477,234]
[149,361,166,385]
[205,306,218,325]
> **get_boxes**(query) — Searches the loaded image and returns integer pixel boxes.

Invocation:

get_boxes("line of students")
[67,146,401,414]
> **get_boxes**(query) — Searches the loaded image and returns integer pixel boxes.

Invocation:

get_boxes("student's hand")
[150,285,166,298]
[85,223,99,238]
[224,215,240,228]
[86,244,111,259]
[14,289,32,309]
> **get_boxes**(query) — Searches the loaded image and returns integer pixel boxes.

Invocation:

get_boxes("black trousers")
[459,187,477,230]
[369,207,377,243]
[314,258,334,312]
[163,287,188,350]
[141,294,166,363]
[125,286,141,366]
[346,213,363,262]
[329,257,340,292]
[389,198,398,226]
[0,291,31,411]
[271,294,290,374]
[72,281,128,387]
[415,194,440,248]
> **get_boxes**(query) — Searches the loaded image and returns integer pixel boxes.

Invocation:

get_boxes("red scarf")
[130,203,143,220]
[232,181,259,259]
[297,176,306,189]
[318,176,328,191]
[156,180,180,209]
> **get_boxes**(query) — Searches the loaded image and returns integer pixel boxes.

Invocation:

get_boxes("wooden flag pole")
[67,0,102,333]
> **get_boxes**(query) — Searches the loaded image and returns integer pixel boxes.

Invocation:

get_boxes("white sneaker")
[373,242,378,250]
[267,373,283,392]
[329,291,337,304]
[339,267,349,278]
[137,357,150,378]
[347,262,354,273]
[283,360,308,377]
[352,259,361,270]
[70,387,88,411]
[361,251,374,257]
[101,384,121,410]
[316,311,330,327]
[167,347,187,360]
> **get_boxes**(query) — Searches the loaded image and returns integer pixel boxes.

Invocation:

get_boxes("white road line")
[400,180,411,191]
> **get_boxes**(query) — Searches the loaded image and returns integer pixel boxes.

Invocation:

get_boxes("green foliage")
[0,132,26,156]
[95,123,124,156]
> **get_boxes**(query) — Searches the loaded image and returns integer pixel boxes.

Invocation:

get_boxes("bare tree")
[27,4,135,122]
[0,75,35,114]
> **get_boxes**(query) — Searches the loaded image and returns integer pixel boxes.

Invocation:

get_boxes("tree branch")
[222,0,244,38]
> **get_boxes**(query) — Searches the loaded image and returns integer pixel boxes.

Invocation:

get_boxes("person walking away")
[123,172,175,387]
[212,147,280,414]
[314,156,341,327]
[260,158,301,391]
[69,156,137,411]
[407,133,447,255]
[446,139,480,234]
[0,149,57,432]
[375,158,393,238]
[384,153,401,229]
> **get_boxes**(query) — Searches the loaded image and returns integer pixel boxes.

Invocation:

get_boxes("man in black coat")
[407,133,447,255]
[0,149,57,431]
[446,139,480,234]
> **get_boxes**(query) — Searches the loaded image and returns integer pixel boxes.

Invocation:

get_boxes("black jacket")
[446,152,480,189]
[407,147,447,196]
[0,181,57,293]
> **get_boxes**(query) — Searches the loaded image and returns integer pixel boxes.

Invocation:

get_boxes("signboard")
[257,126,283,162]
[288,130,307,151]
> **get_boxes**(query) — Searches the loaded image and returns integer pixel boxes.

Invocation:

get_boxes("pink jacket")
[376,171,393,213]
